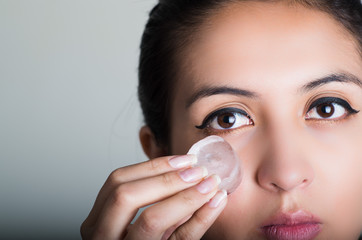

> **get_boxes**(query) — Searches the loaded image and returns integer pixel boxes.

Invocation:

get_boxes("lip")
[260,210,322,240]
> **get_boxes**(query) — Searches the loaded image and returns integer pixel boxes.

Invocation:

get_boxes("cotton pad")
[187,135,242,194]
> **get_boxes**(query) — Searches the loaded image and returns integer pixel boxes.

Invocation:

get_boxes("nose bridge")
[257,117,314,192]
[268,119,299,161]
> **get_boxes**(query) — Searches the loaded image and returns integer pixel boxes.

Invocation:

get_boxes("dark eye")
[305,97,359,120]
[196,107,254,130]
[214,112,237,129]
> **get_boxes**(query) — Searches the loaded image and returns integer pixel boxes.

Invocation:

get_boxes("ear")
[139,126,167,159]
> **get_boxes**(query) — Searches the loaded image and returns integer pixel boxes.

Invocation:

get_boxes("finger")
[110,154,198,183]
[125,175,221,240]
[92,166,208,239]
[161,215,192,240]
[83,154,196,227]
[170,190,228,240]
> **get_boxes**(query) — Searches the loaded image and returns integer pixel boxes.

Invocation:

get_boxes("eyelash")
[305,97,359,121]
[195,97,359,133]
[195,107,254,132]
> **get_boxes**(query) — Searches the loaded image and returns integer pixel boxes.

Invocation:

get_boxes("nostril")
[270,183,279,190]
[301,178,309,187]
[258,162,315,193]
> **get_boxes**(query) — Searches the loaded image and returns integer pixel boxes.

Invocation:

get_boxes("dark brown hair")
[138,0,362,146]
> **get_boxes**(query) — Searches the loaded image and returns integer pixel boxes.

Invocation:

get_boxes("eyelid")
[306,96,358,113]
[195,107,250,129]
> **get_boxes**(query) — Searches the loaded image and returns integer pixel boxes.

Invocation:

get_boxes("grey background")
[1,0,156,239]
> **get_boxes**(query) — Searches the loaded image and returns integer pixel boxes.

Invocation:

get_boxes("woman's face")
[168,2,362,239]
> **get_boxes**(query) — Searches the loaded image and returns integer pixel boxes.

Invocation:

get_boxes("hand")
[80,155,228,240]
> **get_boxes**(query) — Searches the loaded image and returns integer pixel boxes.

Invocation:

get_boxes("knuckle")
[161,172,175,187]
[147,158,162,172]
[109,184,134,207]
[107,168,125,184]
[193,212,211,228]
[180,191,196,206]
[138,209,164,235]
[171,229,194,240]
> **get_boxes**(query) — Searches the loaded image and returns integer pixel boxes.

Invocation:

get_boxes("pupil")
[217,113,236,128]
[317,103,334,118]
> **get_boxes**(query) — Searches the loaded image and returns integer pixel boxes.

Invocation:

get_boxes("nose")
[257,125,314,193]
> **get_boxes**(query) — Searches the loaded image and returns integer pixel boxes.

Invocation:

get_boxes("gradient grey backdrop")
[1,0,156,239]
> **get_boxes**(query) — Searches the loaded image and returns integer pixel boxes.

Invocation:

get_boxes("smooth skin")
[81,1,362,239]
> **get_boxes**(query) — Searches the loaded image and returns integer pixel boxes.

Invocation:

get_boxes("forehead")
[174,1,361,94]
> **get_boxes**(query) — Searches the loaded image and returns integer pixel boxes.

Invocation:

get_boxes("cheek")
[305,118,362,183]
[169,115,200,155]
[308,121,362,179]
[307,124,362,234]
[204,129,273,238]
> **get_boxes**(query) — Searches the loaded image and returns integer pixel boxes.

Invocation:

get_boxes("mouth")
[260,210,322,240]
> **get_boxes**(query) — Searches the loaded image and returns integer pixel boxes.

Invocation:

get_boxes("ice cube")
[187,135,242,194]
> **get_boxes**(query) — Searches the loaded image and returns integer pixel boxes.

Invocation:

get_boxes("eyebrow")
[185,72,362,109]
[299,72,362,93]
[185,86,259,108]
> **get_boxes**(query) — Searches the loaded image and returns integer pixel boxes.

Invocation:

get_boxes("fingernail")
[179,166,208,183]
[196,175,221,194]
[169,155,197,169]
[208,189,227,208]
